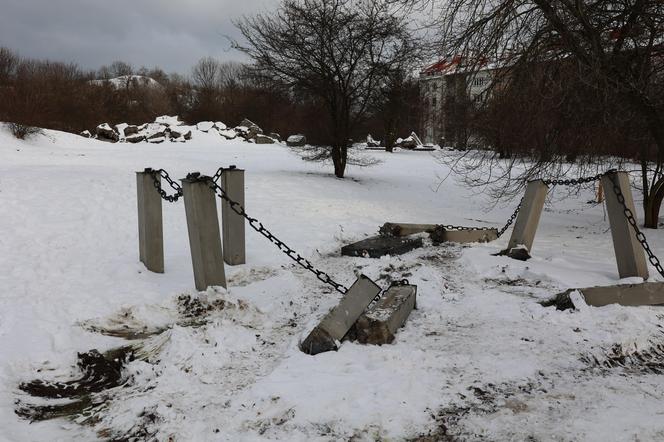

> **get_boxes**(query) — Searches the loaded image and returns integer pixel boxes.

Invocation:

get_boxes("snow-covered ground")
[1,125,663,441]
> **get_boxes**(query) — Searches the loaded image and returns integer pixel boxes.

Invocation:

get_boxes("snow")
[1,123,664,441]
[89,75,161,89]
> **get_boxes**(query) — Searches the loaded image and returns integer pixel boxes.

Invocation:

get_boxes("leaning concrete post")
[601,171,648,279]
[220,166,246,265]
[136,169,164,273]
[505,179,548,254]
[182,173,227,290]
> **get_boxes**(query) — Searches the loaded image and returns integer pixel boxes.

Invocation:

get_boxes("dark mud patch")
[98,406,162,442]
[412,380,549,441]
[581,341,664,375]
[16,346,134,422]
[540,289,575,311]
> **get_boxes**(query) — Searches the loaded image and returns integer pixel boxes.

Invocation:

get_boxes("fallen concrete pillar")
[505,179,548,254]
[379,222,437,237]
[300,275,382,355]
[341,235,423,258]
[220,166,246,265]
[136,169,164,273]
[570,282,664,307]
[182,173,227,291]
[601,171,648,279]
[353,284,417,345]
[430,227,498,244]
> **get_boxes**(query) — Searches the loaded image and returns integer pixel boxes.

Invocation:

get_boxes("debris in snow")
[286,134,306,147]
[367,134,381,147]
[197,121,215,133]
[254,134,276,144]
[95,123,119,142]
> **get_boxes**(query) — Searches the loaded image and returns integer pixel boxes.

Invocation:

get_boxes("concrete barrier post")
[221,166,246,265]
[136,169,164,273]
[506,179,548,253]
[182,174,227,290]
[601,171,648,279]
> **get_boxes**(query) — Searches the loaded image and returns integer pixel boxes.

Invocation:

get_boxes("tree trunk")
[332,145,346,178]
[644,179,664,228]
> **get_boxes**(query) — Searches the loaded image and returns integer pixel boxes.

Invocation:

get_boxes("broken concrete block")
[578,282,664,307]
[379,222,437,237]
[300,275,382,355]
[341,235,423,258]
[353,284,416,345]
[430,227,498,244]
[507,245,531,261]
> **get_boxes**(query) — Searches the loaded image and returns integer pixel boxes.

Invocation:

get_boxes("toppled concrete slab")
[352,284,417,345]
[379,222,437,237]
[580,282,664,307]
[341,235,423,258]
[430,227,498,244]
[300,275,382,355]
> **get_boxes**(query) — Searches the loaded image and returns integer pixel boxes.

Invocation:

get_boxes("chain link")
[148,167,227,203]
[497,197,523,238]
[606,173,664,278]
[541,172,607,187]
[203,175,349,294]
[147,168,183,203]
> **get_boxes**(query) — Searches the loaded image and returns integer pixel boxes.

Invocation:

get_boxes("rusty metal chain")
[203,174,349,294]
[606,173,664,278]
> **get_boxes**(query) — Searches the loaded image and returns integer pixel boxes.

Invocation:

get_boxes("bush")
[8,122,41,139]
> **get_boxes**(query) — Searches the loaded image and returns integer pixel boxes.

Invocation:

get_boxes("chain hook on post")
[148,168,183,203]
[606,173,664,278]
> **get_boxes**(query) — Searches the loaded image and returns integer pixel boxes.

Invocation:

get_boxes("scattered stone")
[169,127,192,140]
[79,130,92,138]
[219,129,237,140]
[214,121,227,131]
[147,134,165,144]
[341,235,423,258]
[197,121,214,133]
[124,125,139,136]
[239,118,263,139]
[286,134,307,147]
[126,135,146,143]
[95,123,119,142]
[269,132,282,142]
[254,134,276,144]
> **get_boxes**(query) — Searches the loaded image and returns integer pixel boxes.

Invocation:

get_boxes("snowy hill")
[1,124,663,441]
[89,75,162,89]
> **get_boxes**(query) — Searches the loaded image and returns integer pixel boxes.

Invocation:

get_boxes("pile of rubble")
[81,116,284,145]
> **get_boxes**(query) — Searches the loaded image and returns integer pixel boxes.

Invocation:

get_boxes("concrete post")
[506,179,548,253]
[220,166,246,265]
[182,174,227,291]
[136,169,164,273]
[601,171,648,279]
[300,275,382,355]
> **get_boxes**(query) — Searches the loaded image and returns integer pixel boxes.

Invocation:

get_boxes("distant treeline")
[0,47,420,143]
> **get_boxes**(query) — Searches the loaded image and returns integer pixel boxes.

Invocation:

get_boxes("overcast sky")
[0,0,275,74]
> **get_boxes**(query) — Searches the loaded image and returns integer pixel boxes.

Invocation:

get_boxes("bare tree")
[401,0,664,227]
[235,0,416,177]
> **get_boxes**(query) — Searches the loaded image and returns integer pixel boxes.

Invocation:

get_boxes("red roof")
[420,56,463,76]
